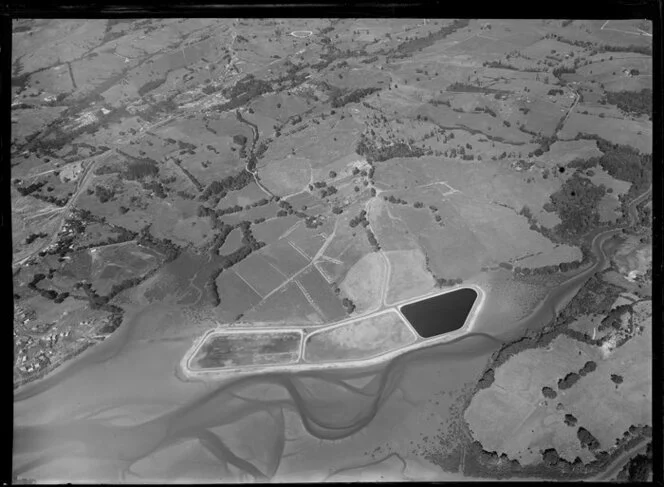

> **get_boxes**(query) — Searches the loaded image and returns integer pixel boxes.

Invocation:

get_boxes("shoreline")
[178,284,485,379]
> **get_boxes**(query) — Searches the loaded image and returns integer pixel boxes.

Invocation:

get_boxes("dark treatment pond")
[400,288,478,338]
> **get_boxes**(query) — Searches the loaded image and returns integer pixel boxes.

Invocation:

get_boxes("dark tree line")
[15,180,47,196]
[355,134,427,163]
[205,222,266,306]
[365,229,380,251]
[136,225,180,262]
[574,134,652,196]
[200,170,253,201]
[435,277,463,287]
[25,232,48,244]
[390,19,469,58]
[341,297,356,314]
[543,172,606,240]
[383,195,408,205]
[605,89,652,118]
[330,87,381,108]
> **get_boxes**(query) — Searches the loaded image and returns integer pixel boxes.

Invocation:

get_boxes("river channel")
[13,224,623,482]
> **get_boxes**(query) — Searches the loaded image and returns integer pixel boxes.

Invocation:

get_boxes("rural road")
[592,438,650,481]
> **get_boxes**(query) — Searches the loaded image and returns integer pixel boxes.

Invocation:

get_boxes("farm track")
[294,280,326,320]
[593,438,649,481]
[247,217,340,308]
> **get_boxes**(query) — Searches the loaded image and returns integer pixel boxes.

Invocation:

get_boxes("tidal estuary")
[13,228,620,482]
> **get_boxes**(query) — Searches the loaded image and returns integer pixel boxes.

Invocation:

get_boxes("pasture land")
[303,310,416,363]
[408,196,562,277]
[465,315,651,466]
[287,222,329,258]
[11,106,68,146]
[366,199,420,252]
[297,267,347,321]
[373,168,571,278]
[373,156,563,224]
[339,252,386,313]
[558,112,651,153]
[248,92,310,125]
[242,281,323,325]
[315,260,343,285]
[260,239,310,277]
[419,104,533,144]
[170,215,214,247]
[588,166,631,223]
[217,228,243,255]
[90,242,162,294]
[190,331,302,369]
[221,181,271,208]
[285,191,326,213]
[385,249,436,305]
[252,216,300,245]
[218,202,280,226]
[214,270,262,322]
[515,244,582,269]
[258,156,311,196]
[538,139,602,166]
[232,253,286,297]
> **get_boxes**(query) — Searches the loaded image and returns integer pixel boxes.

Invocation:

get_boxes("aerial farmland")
[12,16,652,484]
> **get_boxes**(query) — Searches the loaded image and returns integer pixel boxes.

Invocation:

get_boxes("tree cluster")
[94,185,116,203]
[383,195,408,205]
[355,135,426,163]
[605,89,652,118]
[544,172,606,240]
[577,427,600,450]
[200,170,253,201]
[391,19,469,58]
[136,225,180,262]
[341,297,355,314]
[365,229,380,251]
[349,210,369,228]
[564,414,577,427]
[330,87,381,108]
[435,277,463,287]
[25,232,49,245]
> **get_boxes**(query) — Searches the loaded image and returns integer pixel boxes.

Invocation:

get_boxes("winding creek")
[13,191,647,482]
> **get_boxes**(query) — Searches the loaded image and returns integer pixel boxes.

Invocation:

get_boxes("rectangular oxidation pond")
[189,330,303,370]
[399,287,478,338]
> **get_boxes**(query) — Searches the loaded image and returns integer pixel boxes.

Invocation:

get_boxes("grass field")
[242,281,323,325]
[252,216,300,245]
[558,112,651,153]
[538,139,602,166]
[214,270,262,322]
[90,242,162,294]
[260,238,309,277]
[297,266,347,321]
[221,181,271,208]
[339,252,386,314]
[232,253,286,297]
[303,310,416,363]
[287,222,329,258]
[385,249,436,305]
[465,312,651,466]
[217,228,243,255]
[258,156,311,196]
